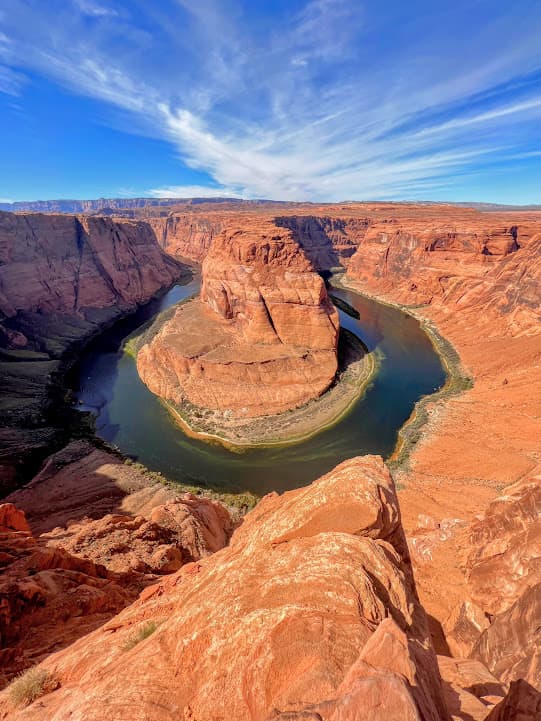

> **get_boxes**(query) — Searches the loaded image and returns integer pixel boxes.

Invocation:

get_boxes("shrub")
[9,667,59,707]
[122,621,159,651]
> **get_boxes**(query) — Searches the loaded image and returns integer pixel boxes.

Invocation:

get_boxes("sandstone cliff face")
[0,456,449,721]
[137,218,339,418]
[148,213,226,262]
[0,212,181,319]
[456,474,541,692]
[345,215,541,336]
[275,215,367,270]
[201,219,339,349]
[0,211,186,488]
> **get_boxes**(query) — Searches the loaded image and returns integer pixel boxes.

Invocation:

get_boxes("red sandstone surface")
[0,212,182,320]
[137,217,339,418]
[0,441,233,687]
[0,457,450,721]
[0,202,540,719]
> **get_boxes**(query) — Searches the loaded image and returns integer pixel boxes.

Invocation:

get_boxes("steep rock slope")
[137,217,339,418]
[343,213,541,706]
[148,213,226,262]
[0,212,181,318]
[0,444,232,687]
[346,214,540,325]
[0,456,449,721]
[0,211,186,488]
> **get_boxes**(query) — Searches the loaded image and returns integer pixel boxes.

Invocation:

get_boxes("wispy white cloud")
[73,0,117,17]
[148,185,242,199]
[1,0,541,200]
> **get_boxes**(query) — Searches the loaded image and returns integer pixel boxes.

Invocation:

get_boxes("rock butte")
[137,217,340,419]
[0,200,540,720]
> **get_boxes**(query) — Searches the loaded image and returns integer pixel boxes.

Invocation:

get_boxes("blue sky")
[0,0,540,203]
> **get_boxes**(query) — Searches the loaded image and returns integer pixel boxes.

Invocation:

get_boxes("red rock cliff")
[137,217,339,418]
[0,212,182,319]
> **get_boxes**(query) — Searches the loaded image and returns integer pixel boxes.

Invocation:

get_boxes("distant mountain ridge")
[0,197,539,214]
[0,197,241,214]
[0,197,302,214]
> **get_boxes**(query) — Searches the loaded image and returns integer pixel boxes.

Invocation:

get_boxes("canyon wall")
[148,213,227,262]
[0,212,182,318]
[137,217,339,419]
[0,211,187,488]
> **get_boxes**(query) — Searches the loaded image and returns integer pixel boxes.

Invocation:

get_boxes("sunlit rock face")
[137,217,340,418]
[0,456,449,721]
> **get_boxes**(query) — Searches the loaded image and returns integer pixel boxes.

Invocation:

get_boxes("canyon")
[0,200,540,720]
[136,216,361,443]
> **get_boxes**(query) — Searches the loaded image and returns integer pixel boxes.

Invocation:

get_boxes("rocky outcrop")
[463,474,541,618]
[0,444,233,687]
[137,217,339,419]
[472,583,541,692]
[437,656,506,721]
[485,680,541,721]
[0,503,138,687]
[0,456,449,721]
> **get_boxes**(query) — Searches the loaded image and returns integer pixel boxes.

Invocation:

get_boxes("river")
[73,275,445,495]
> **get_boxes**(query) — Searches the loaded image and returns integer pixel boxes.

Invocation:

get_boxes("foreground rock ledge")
[0,456,449,721]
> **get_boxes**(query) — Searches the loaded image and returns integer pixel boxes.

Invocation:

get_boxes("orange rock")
[437,656,506,721]
[463,474,541,617]
[0,456,448,721]
[0,509,137,688]
[0,212,182,318]
[484,679,541,721]
[0,504,30,534]
[42,495,233,575]
[138,217,339,418]
[0,444,233,688]
[472,583,541,691]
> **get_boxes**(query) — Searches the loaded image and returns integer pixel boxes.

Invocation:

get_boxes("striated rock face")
[138,218,339,418]
[450,472,541,693]
[148,212,226,262]
[275,215,367,270]
[463,474,541,618]
[346,214,541,336]
[200,220,339,349]
[0,212,182,319]
[0,456,449,721]
[472,583,541,693]
[485,680,541,721]
[0,211,186,488]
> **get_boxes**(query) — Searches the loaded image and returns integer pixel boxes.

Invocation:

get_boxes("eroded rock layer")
[0,211,186,488]
[0,456,449,721]
[137,217,339,418]
[0,442,233,687]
